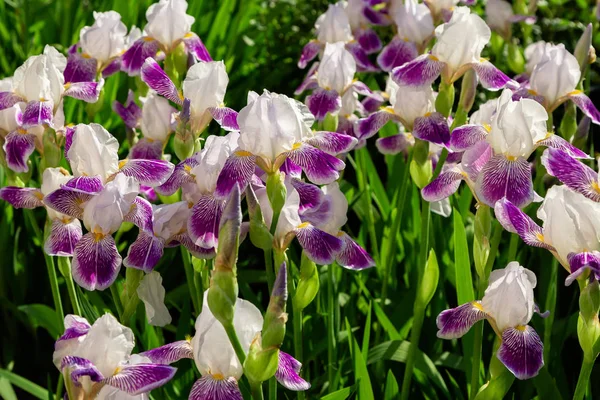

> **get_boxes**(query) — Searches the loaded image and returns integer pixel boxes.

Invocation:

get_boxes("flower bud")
[458,69,477,114]
[577,281,600,359]
[246,185,273,250]
[266,171,287,229]
[473,205,492,279]
[559,102,578,142]
[435,81,455,118]
[574,24,593,73]
[293,252,320,310]
[41,128,62,169]
[208,269,238,326]
[416,249,439,311]
[409,140,432,189]
[323,112,339,132]
[173,132,195,161]
[244,336,280,385]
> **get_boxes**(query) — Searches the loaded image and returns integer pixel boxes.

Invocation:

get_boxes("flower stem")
[293,304,305,400]
[264,249,275,293]
[57,257,81,315]
[269,378,277,399]
[327,264,336,392]
[181,247,200,315]
[469,280,486,400]
[250,382,265,400]
[573,358,595,400]
[223,322,246,365]
[110,284,124,318]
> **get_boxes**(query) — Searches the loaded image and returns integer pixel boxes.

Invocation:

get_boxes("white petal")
[137,271,172,327]
[529,44,580,106]
[140,91,176,141]
[190,131,240,194]
[68,123,120,180]
[317,42,356,94]
[392,0,434,45]
[315,2,353,43]
[392,84,436,127]
[80,11,128,63]
[145,0,195,48]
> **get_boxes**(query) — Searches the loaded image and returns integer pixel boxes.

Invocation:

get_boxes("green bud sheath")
[293,252,320,310]
[266,172,287,232]
[173,133,195,161]
[246,185,274,250]
[323,112,339,132]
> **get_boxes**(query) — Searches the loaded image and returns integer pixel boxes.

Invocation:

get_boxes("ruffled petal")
[436,301,487,339]
[391,54,445,87]
[275,351,311,391]
[189,376,243,400]
[122,38,160,76]
[141,58,183,105]
[208,107,239,131]
[497,326,544,380]
[123,231,165,272]
[305,131,357,155]
[449,124,488,151]
[287,144,345,185]
[103,364,176,395]
[0,187,44,209]
[475,155,534,208]
[188,195,224,249]
[118,158,175,187]
[412,112,450,146]
[3,131,36,173]
[140,340,194,365]
[306,88,342,121]
[44,218,83,257]
[494,198,553,250]
[541,148,600,202]
[72,233,122,291]
[295,223,343,265]
[336,232,375,270]
[376,37,418,72]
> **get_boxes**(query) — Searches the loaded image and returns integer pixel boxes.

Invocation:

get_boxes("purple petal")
[21,101,53,128]
[140,340,194,365]
[461,141,493,181]
[306,131,357,155]
[113,90,142,130]
[306,88,342,121]
[3,131,36,173]
[449,124,488,151]
[64,53,97,83]
[183,33,212,62]
[118,159,175,187]
[64,81,103,103]
[298,41,322,69]
[295,223,343,265]
[295,62,319,95]
[421,167,464,202]
[140,185,158,202]
[72,233,122,291]
[61,356,104,385]
[541,148,600,202]
[537,134,589,159]
[64,127,75,161]
[352,81,382,100]
[208,107,239,131]
[189,376,243,400]
[287,144,345,185]
[476,155,534,208]
[0,92,24,110]
[123,232,164,272]
[122,38,160,76]
[566,252,600,286]
[356,109,396,140]
[102,58,122,78]
[376,133,413,155]
[173,233,216,259]
[56,315,91,344]
[44,218,83,257]
[361,93,385,114]
[436,301,487,339]
[363,5,390,25]
[472,60,519,91]
[141,58,183,105]
[188,195,224,249]
[130,138,164,160]
[290,178,324,212]
[356,28,382,54]
[0,187,44,209]
[377,38,418,72]
[104,364,176,395]
[413,112,450,146]
[214,151,256,199]
[346,42,379,72]
[497,326,544,380]
[44,188,93,219]
[155,158,199,196]
[336,232,375,270]
[391,54,445,87]
[280,158,302,178]
[494,198,553,250]
[275,351,311,391]
[569,91,600,125]
[63,176,104,194]
[124,197,154,232]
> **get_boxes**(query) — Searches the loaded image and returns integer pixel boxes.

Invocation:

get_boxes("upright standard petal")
[295,223,343,265]
[118,159,175,187]
[189,376,243,400]
[356,109,397,140]
[275,351,311,391]
[0,187,44,209]
[494,198,553,250]
[568,90,600,125]
[44,219,83,257]
[21,100,54,128]
[121,38,160,76]
[123,231,164,272]
[336,232,375,270]
[497,326,544,380]
[140,340,193,365]
[306,88,342,121]
[3,131,36,173]
[376,38,418,72]
[391,54,445,87]
[436,301,487,339]
[140,58,182,105]
[471,60,519,91]
[103,364,176,395]
[72,233,122,291]
[188,195,224,249]
[476,155,533,208]
[412,112,450,146]
[287,144,345,185]
[541,148,600,202]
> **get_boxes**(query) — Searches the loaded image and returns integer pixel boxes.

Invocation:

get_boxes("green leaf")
[353,337,374,400]
[532,366,563,400]
[372,301,401,340]
[362,302,372,359]
[321,386,354,400]
[0,375,18,400]
[453,210,474,303]
[18,304,62,338]
[0,370,47,400]
[384,370,399,400]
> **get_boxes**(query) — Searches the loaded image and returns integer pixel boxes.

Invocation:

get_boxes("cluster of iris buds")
[1,0,599,399]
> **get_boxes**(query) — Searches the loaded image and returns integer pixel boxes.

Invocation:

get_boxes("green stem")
[269,378,277,399]
[293,305,305,400]
[224,322,247,365]
[327,264,336,392]
[264,249,275,293]
[507,233,519,261]
[181,247,200,315]
[110,285,124,318]
[469,280,486,399]
[359,150,380,262]
[251,383,265,400]
[57,257,81,315]
[543,258,558,361]
[573,358,595,400]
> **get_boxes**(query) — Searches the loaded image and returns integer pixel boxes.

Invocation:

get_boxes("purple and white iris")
[437,262,544,380]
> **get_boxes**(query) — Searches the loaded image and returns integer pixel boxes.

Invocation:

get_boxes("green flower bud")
[409,140,432,189]
[474,205,492,280]
[41,128,61,169]
[459,70,477,113]
[293,252,320,310]
[559,102,578,142]
[173,132,195,161]
[435,81,455,118]
[577,281,600,359]
[323,112,339,132]
[266,171,287,231]
[208,269,238,325]
[507,42,525,75]
[244,336,280,384]
[574,24,593,73]
[416,249,439,312]
[262,263,288,349]
[246,185,273,250]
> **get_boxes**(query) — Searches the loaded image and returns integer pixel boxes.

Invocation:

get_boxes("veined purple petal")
[291,178,324,212]
[356,28,382,54]
[183,32,212,62]
[44,218,83,257]
[361,94,385,114]
[3,131,36,173]
[64,81,104,103]
[356,110,396,140]
[280,159,302,179]
[104,364,176,395]
[376,133,412,155]
[64,126,75,161]
[295,62,319,95]
[346,42,379,72]
[72,233,122,291]
[391,54,445,87]
[298,41,322,69]
[140,185,158,202]
[188,195,224,249]
[122,38,160,76]
[56,315,91,345]
[130,138,164,160]
[61,356,104,385]
[208,107,239,132]
[189,375,243,400]
[102,58,122,78]
[295,223,343,265]
[140,340,194,365]
[352,81,382,101]
[214,151,256,199]
[472,60,519,91]
[64,53,98,83]
[569,91,600,125]
[123,231,164,272]
[413,112,450,146]
[275,351,311,391]
[449,124,488,151]
[541,148,600,202]
[0,92,24,110]
[118,159,175,187]
[363,5,390,25]
[336,232,375,270]
[306,88,342,121]
[155,158,199,196]
[497,326,544,380]
[537,134,589,159]
[494,198,553,250]
[436,301,487,339]
[44,188,93,219]
[63,176,104,194]
[566,252,600,286]
[0,187,44,209]
[461,141,492,181]
[306,131,357,155]
[287,144,345,185]
[421,167,464,202]
[377,38,418,72]
[21,100,53,128]
[141,58,183,105]
[113,90,142,130]
[172,233,216,259]
[124,197,154,233]
[476,155,533,208]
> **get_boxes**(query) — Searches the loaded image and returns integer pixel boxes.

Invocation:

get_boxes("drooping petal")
[56,315,91,344]
[0,92,24,110]
[536,134,590,159]
[280,158,302,179]
[449,124,488,151]
[565,252,600,286]
[64,81,104,103]
[361,93,385,114]
[305,131,357,155]
[112,90,142,129]
[103,364,176,395]
[21,100,53,128]
[421,167,464,202]
[140,340,194,365]
[287,144,345,185]
[182,32,212,62]
[44,218,83,257]
[356,28,382,54]
[172,233,216,259]
[306,88,342,121]
[214,151,257,198]
[188,195,224,249]
[497,326,544,380]
[391,54,445,87]
[64,53,98,83]
[130,138,164,160]
[72,233,122,291]
[124,197,154,233]
[298,41,322,69]
[375,133,412,155]
[118,158,175,187]
[336,232,375,270]
[346,42,379,72]
[436,301,487,339]
[275,351,311,391]
[461,140,493,181]
[412,112,450,146]
[0,187,44,209]
[494,198,553,250]
[44,188,93,219]
[122,38,160,76]
[471,60,519,91]
[376,38,418,72]
[290,178,323,212]
[189,376,243,400]
[356,109,396,140]
[541,148,600,202]
[61,356,104,385]
[63,176,104,194]
[208,107,239,131]
[476,155,533,208]
[141,58,183,105]
[295,223,343,265]
[64,126,74,161]
[294,62,319,95]
[123,231,164,272]
[155,158,199,196]
[3,131,36,173]
[137,271,172,327]
[102,58,122,78]
[568,90,600,125]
